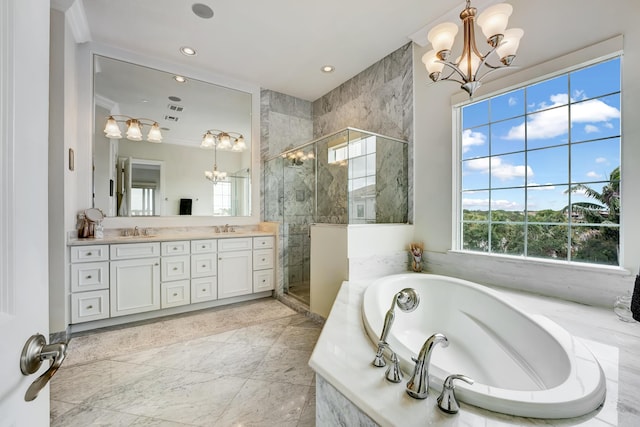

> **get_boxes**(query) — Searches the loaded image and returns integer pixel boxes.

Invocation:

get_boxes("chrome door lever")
[20,333,67,402]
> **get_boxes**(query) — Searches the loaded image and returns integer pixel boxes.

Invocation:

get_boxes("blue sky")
[461,57,620,214]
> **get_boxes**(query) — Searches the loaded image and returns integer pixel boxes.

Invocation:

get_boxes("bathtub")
[361,274,606,419]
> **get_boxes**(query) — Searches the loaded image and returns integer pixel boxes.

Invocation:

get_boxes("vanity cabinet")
[110,246,161,317]
[252,236,275,292]
[69,233,274,328]
[218,238,253,299]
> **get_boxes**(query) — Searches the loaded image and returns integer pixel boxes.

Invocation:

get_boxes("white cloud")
[595,157,608,164]
[508,96,518,107]
[462,198,489,209]
[492,199,522,210]
[461,198,522,210]
[586,171,602,179]
[584,124,599,134]
[464,157,532,181]
[462,129,486,153]
[503,93,620,141]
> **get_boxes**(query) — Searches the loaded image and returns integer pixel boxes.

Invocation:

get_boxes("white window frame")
[451,36,624,267]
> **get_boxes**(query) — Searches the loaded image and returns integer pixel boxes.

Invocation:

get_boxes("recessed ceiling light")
[180,46,197,56]
[174,75,187,83]
[321,65,335,73]
[192,3,214,19]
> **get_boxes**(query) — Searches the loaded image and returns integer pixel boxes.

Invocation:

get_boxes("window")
[213,181,232,216]
[457,57,621,265]
[130,185,156,216]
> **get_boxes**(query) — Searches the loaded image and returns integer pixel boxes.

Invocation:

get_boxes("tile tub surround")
[51,298,321,426]
[309,278,640,426]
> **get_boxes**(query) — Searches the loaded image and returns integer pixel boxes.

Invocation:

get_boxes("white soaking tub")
[361,273,606,419]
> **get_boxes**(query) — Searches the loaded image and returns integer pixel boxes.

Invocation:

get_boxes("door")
[0,0,51,424]
[218,251,253,298]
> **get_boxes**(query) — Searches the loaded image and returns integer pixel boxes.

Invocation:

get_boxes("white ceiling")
[68,0,474,101]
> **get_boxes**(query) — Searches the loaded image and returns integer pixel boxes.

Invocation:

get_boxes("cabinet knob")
[173,293,178,297]
[86,252,92,256]
[262,279,266,283]
[219,257,222,260]
[173,247,178,250]
[173,267,178,271]
[155,263,159,266]
[202,264,206,268]
[202,288,206,292]
[86,305,93,309]
[86,275,92,279]
[202,245,206,248]
[261,258,266,262]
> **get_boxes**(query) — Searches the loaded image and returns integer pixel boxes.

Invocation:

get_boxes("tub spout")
[372,288,420,367]
[406,333,449,399]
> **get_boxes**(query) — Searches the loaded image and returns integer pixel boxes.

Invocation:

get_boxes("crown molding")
[51,0,91,43]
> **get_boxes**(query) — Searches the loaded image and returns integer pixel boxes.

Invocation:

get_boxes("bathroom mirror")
[92,55,252,217]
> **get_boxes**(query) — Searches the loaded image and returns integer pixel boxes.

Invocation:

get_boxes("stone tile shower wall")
[312,42,413,220]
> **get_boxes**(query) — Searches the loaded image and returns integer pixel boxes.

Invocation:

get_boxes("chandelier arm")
[438,61,471,85]
[473,64,515,83]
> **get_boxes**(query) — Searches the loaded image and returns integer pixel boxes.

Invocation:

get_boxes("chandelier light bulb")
[496,28,524,64]
[477,3,512,44]
[427,22,458,57]
[422,50,445,79]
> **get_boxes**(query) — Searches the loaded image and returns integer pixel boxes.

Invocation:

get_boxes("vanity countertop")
[68,228,275,246]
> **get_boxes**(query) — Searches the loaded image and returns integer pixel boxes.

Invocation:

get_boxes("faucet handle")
[385,351,403,383]
[372,341,387,367]
[437,374,474,414]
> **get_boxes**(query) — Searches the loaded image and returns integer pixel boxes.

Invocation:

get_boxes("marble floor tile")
[215,379,309,427]
[51,298,322,426]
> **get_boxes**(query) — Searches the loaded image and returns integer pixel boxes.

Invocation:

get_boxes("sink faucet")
[133,226,140,236]
[222,224,229,233]
[406,333,449,399]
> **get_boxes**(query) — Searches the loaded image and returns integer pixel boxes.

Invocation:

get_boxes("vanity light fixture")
[282,149,314,166]
[422,0,523,97]
[204,144,227,183]
[200,129,247,151]
[104,115,163,143]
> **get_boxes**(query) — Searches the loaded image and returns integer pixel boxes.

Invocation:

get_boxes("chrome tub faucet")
[406,333,449,399]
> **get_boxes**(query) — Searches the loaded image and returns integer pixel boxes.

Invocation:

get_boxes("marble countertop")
[309,277,640,426]
[68,228,275,246]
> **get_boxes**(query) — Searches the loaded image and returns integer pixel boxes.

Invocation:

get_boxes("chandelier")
[103,115,163,143]
[421,1,524,97]
[200,129,246,151]
[204,144,227,183]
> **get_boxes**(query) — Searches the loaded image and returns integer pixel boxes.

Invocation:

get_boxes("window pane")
[491,188,524,221]
[350,156,366,178]
[462,125,489,160]
[463,222,489,252]
[570,58,620,100]
[528,145,569,186]
[462,190,489,220]
[526,75,568,114]
[570,94,621,143]
[571,139,620,184]
[571,225,619,265]
[462,99,489,129]
[526,106,569,149]
[366,153,376,175]
[462,157,490,190]
[527,224,569,260]
[491,118,525,155]
[490,89,525,122]
[491,153,526,188]
[527,184,569,222]
[491,224,524,255]
[569,180,619,225]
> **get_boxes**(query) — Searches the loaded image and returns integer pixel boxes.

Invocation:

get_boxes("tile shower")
[264,128,408,305]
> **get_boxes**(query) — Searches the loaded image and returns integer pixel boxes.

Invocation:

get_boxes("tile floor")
[50,298,322,426]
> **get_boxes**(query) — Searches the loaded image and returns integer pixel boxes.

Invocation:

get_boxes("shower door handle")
[20,333,68,401]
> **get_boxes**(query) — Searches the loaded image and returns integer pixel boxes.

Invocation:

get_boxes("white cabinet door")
[218,250,253,299]
[110,258,160,317]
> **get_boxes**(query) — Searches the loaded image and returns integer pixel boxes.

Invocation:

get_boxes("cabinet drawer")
[253,236,274,249]
[191,253,217,278]
[161,280,190,308]
[111,242,160,260]
[161,241,190,256]
[191,276,217,303]
[161,255,190,281]
[218,237,252,252]
[70,245,109,263]
[71,261,109,292]
[253,249,274,270]
[71,290,109,323]
[253,269,274,292]
[191,239,217,254]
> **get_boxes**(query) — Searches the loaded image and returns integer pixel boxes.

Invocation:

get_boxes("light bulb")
[427,22,458,55]
[125,119,142,141]
[147,122,163,143]
[422,50,445,76]
[201,131,216,148]
[218,133,232,149]
[104,116,122,139]
[496,28,524,63]
[477,3,512,42]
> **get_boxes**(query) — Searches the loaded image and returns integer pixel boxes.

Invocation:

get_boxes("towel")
[632,274,640,322]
